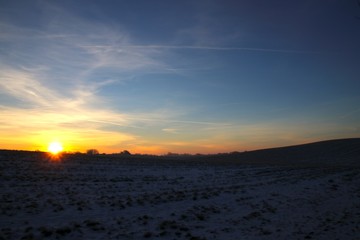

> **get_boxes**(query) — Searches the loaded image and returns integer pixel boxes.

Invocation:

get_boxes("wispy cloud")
[125,45,317,54]
[0,66,59,107]
[81,44,317,54]
[162,128,179,134]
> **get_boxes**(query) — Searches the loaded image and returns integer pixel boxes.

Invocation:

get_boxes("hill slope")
[215,138,360,167]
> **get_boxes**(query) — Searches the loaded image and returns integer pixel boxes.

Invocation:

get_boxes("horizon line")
[1,137,358,155]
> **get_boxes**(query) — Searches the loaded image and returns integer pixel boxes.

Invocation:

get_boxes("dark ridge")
[209,138,360,167]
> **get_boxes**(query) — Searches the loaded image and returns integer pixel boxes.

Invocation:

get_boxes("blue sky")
[0,0,359,154]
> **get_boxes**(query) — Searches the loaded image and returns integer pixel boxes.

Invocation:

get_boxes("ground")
[0,154,359,240]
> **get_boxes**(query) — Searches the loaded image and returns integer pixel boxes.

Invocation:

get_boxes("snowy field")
[1,153,359,240]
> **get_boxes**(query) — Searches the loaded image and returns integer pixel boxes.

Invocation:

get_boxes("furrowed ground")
[0,152,359,240]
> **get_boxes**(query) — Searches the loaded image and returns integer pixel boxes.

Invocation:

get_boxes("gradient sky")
[1,0,360,154]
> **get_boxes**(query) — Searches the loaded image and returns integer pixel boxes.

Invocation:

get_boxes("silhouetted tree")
[87,149,99,155]
[120,150,131,156]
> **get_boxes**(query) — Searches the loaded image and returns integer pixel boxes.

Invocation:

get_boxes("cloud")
[162,128,179,134]
[80,44,317,56]
[0,1,173,115]
[0,5,167,88]
[0,66,60,107]
[122,45,316,54]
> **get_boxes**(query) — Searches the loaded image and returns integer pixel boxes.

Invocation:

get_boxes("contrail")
[126,45,316,54]
[125,116,232,126]
[89,117,231,127]
[81,44,317,54]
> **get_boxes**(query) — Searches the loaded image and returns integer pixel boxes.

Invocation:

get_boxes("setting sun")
[48,142,63,154]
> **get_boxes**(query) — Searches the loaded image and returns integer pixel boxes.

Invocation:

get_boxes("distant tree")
[120,150,131,156]
[86,149,99,155]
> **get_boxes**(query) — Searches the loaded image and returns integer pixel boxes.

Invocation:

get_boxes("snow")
[0,154,359,239]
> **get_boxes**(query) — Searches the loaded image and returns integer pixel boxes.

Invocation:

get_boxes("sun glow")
[48,141,63,154]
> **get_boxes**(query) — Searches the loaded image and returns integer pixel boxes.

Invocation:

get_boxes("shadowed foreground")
[0,139,359,239]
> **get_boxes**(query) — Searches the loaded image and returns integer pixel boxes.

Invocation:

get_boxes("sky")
[0,0,360,154]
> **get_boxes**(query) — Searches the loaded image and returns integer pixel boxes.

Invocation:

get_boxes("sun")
[48,141,63,155]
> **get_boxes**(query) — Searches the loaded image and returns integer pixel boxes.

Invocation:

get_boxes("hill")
[209,138,360,167]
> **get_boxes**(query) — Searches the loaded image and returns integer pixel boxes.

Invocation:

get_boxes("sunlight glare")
[48,141,63,154]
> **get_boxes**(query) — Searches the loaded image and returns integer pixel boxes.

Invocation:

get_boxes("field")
[1,149,359,240]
